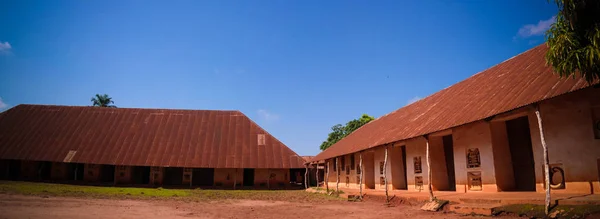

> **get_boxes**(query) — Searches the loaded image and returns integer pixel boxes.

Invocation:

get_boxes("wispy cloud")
[0,97,8,110]
[0,41,11,54]
[516,16,556,38]
[257,109,280,122]
[407,96,421,105]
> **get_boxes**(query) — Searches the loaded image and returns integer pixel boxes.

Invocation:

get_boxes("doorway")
[391,146,408,190]
[132,166,151,184]
[100,165,115,183]
[39,161,52,180]
[506,116,536,191]
[192,168,214,186]
[163,167,183,185]
[243,169,254,186]
[442,135,456,191]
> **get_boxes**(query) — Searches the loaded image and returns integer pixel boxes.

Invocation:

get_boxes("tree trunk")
[426,137,434,201]
[305,164,309,189]
[359,152,363,199]
[535,105,551,215]
[336,157,340,193]
[384,146,389,203]
[326,161,330,192]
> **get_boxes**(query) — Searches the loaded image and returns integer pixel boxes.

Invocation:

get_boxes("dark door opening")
[289,169,304,185]
[163,167,183,185]
[100,165,115,183]
[506,116,537,191]
[73,163,84,181]
[192,168,214,186]
[39,161,52,180]
[8,160,20,180]
[243,169,255,186]
[401,146,408,190]
[442,135,456,191]
[132,166,151,184]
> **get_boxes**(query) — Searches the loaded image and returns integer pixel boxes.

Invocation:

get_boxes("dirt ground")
[0,194,521,219]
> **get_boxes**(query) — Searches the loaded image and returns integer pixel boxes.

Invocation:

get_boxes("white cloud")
[517,16,556,38]
[0,41,11,53]
[0,97,8,110]
[257,109,280,122]
[407,96,421,105]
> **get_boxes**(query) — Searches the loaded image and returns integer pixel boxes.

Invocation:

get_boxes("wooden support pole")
[336,157,340,193]
[535,105,551,215]
[326,161,330,192]
[234,169,237,190]
[305,164,309,189]
[315,163,319,188]
[267,169,271,189]
[425,136,434,201]
[384,146,389,203]
[359,152,363,199]
[190,169,193,188]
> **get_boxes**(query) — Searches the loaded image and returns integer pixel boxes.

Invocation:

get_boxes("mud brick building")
[310,45,600,195]
[0,106,306,188]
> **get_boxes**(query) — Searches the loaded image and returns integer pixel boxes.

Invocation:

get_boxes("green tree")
[545,0,600,83]
[91,94,116,108]
[319,114,375,151]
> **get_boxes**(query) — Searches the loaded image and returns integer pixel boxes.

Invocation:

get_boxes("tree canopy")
[91,94,116,108]
[545,0,600,83]
[319,114,375,151]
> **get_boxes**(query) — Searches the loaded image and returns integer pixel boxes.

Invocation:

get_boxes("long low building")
[310,44,600,194]
[0,105,307,188]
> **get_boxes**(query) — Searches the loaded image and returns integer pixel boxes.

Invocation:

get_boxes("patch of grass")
[0,181,342,202]
[493,204,600,218]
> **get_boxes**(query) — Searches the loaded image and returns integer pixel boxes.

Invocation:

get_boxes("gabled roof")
[312,44,594,162]
[0,105,305,169]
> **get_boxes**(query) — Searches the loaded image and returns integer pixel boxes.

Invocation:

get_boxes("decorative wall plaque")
[379,162,384,175]
[466,148,481,168]
[467,171,482,191]
[414,157,422,174]
[549,163,565,190]
[415,176,423,191]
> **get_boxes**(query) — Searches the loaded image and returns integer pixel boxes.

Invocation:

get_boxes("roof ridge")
[15,104,240,113]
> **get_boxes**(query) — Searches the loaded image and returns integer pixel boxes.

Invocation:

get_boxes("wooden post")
[267,169,270,189]
[315,163,319,188]
[326,161,330,192]
[384,146,389,203]
[336,157,340,193]
[234,169,237,190]
[74,165,78,181]
[305,164,309,189]
[190,169,193,188]
[359,152,363,199]
[535,105,551,215]
[425,136,434,201]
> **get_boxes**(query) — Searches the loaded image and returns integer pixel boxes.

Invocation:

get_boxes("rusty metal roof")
[312,45,595,162]
[0,105,305,169]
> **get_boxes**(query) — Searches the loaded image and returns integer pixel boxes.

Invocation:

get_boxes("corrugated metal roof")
[312,44,596,162]
[0,105,305,169]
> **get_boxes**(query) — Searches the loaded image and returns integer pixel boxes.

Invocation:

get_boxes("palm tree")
[91,94,116,108]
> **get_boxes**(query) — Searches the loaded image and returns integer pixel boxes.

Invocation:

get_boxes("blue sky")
[0,0,557,156]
